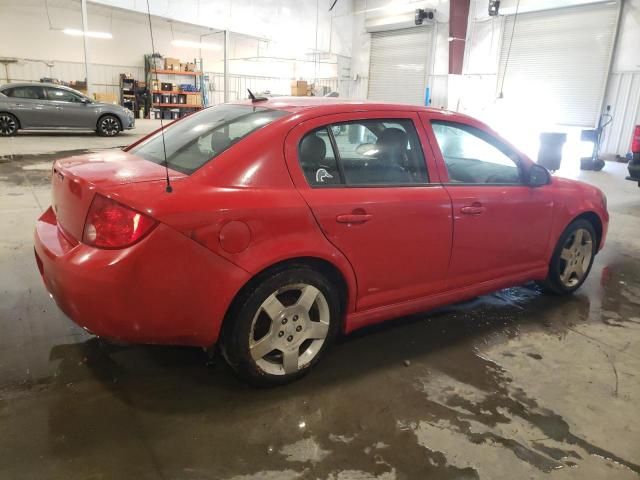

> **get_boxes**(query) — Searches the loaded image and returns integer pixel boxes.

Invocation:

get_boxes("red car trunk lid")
[51,150,185,241]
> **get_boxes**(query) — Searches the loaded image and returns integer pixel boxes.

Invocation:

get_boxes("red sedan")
[34,98,609,385]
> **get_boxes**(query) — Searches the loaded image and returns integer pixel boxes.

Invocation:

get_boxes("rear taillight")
[82,194,157,249]
[632,125,640,153]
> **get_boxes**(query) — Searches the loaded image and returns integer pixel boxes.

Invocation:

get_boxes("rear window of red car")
[130,104,287,174]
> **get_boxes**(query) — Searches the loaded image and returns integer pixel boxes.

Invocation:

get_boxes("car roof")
[229,96,471,120]
[0,82,81,92]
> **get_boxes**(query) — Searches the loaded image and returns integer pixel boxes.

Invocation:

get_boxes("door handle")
[55,106,63,110]
[460,203,486,215]
[336,213,373,224]
[13,103,24,107]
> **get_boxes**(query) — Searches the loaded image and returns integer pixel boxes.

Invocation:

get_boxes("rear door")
[44,87,95,128]
[2,86,49,127]
[421,113,554,288]
[284,111,453,312]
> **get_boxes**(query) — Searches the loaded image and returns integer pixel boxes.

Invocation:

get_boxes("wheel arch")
[0,111,21,129]
[572,211,603,250]
[96,112,122,131]
[221,256,351,340]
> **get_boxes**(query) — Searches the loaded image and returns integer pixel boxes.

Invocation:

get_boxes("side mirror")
[80,98,91,104]
[528,163,551,187]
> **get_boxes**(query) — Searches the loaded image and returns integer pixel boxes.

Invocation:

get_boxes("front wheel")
[221,267,340,386]
[0,113,19,136]
[539,219,596,295]
[97,115,121,136]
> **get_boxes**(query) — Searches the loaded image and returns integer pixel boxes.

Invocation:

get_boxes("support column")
[80,0,91,95]
[449,0,470,75]
[223,30,229,103]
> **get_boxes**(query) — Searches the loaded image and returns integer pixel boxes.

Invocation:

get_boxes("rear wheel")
[0,113,19,136]
[221,267,340,386]
[97,115,121,136]
[539,219,596,295]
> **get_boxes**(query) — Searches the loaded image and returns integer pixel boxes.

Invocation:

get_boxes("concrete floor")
[1,128,639,479]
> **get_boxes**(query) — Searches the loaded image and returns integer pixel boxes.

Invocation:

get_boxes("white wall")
[460,0,640,156]
[601,0,640,155]
[90,0,354,59]
[0,0,348,96]
[348,0,450,104]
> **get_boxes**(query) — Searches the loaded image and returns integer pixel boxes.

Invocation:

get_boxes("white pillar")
[80,0,91,96]
[223,30,229,103]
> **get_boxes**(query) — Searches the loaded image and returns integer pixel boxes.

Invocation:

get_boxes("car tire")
[0,113,19,137]
[538,219,597,295]
[97,115,121,136]
[221,266,341,387]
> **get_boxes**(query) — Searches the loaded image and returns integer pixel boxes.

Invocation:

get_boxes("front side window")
[130,104,287,174]
[431,121,522,184]
[298,119,428,187]
[45,87,85,103]
[3,86,45,100]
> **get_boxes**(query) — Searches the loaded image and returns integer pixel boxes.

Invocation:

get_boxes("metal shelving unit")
[144,55,204,119]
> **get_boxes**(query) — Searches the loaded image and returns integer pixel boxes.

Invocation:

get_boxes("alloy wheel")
[100,117,120,136]
[0,114,17,136]
[249,283,330,376]
[558,227,593,288]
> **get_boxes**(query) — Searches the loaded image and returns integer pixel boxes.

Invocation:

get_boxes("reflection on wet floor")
[1,153,639,479]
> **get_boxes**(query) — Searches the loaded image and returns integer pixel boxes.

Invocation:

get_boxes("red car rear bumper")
[34,207,249,347]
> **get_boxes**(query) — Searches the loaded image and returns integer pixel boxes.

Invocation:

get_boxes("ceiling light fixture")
[63,28,112,39]
[171,39,222,51]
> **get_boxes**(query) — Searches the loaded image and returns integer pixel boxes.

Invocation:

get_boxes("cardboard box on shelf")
[164,57,180,70]
[291,80,308,96]
[172,85,180,92]
[186,94,202,106]
[184,62,196,72]
[93,92,118,104]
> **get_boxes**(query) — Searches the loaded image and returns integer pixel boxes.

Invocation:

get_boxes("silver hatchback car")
[0,82,135,137]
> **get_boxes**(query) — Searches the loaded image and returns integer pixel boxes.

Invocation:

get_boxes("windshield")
[130,104,287,174]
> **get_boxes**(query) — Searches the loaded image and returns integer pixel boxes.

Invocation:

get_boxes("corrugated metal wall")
[2,59,339,107]
[601,72,640,156]
[203,73,338,105]
[1,58,143,97]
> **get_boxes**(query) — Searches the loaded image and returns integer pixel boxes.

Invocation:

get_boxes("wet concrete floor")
[1,146,639,479]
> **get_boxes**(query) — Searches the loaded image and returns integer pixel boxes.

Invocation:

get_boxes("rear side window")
[298,128,342,186]
[3,86,45,100]
[299,119,428,187]
[130,104,287,175]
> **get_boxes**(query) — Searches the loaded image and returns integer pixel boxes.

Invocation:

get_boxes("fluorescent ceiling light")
[171,39,222,51]
[63,28,112,39]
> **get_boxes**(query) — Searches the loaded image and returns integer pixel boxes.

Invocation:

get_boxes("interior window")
[298,128,343,186]
[3,86,45,100]
[299,119,428,187]
[432,121,522,184]
[45,88,83,103]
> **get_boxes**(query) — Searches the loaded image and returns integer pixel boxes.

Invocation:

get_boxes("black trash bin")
[538,132,567,171]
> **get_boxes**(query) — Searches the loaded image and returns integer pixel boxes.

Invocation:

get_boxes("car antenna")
[145,0,172,193]
[247,89,268,102]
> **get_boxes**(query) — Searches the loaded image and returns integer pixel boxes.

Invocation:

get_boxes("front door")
[423,115,554,288]
[44,87,96,128]
[285,112,453,311]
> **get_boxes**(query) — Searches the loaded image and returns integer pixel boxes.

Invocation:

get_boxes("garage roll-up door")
[497,2,618,127]
[368,27,433,106]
